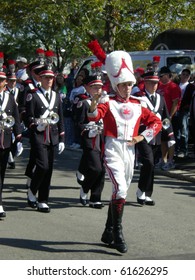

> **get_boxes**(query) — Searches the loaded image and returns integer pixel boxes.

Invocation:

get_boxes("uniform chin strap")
[116,85,130,101]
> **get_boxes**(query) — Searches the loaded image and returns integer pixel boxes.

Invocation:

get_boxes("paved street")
[0,139,195,260]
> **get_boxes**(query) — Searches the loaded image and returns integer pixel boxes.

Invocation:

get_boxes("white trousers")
[104,137,135,200]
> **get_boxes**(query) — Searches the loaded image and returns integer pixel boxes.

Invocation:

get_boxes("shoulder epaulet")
[24,79,33,84]
[133,90,146,97]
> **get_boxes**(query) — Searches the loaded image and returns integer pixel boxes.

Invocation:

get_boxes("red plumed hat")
[36,48,45,55]
[0,52,4,63]
[87,40,106,64]
[153,56,161,62]
[45,50,55,57]
[8,59,16,65]
[7,59,16,73]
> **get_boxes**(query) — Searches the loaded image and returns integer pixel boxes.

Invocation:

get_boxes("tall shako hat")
[83,75,103,86]
[152,56,161,72]
[7,71,17,80]
[36,48,45,63]
[45,50,55,69]
[34,65,54,77]
[83,60,103,86]
[142,71,159,82]
[105,51,136,91]
[7,59,16,73]
[28,60,44,72]
[0,52,6,79]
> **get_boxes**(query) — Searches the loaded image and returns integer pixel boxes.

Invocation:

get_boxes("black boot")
[111,199,128,253]
[101,203,113,244]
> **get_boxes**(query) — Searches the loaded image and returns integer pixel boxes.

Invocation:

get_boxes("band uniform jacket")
[25,89,65,146]
[18,78,40,123]
[0,90,22,149]
[133,90,173,145]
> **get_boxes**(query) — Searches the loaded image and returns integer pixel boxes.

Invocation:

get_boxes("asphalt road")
[0,139,195,261]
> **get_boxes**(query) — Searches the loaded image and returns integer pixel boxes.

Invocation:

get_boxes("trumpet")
[162,118,171,130]
[35,112,59,125]
[84,121,103,134]
[0,116,15,129]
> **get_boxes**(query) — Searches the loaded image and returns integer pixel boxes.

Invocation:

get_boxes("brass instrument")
[35,112,59,125]
[84,121,103,134]
[162,118,171,130]
[0,116,15,129]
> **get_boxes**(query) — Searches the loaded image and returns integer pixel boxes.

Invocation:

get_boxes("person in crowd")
[15,57,28,86]
[175,68,195,157]
[66,59,79,94]
[131,67,145,94]
[0,65,23,218]
[54,73,67,101]
[156,66,181,170]
[87,48,162,253]
[75,73,105,209]
[133,71,174,206]
[25,65,65,213]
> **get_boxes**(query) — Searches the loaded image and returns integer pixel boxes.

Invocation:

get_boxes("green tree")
[0,0,194,69]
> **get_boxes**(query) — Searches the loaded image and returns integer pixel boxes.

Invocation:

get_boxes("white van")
[76,50,195,77]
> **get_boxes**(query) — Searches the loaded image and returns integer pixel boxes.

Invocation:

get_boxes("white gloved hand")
[168,140,176,147]
[16,142,23,157]
[37,123,47,132]
[58,142,65,154]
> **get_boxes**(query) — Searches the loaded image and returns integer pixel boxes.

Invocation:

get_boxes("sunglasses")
[181,73,190,76]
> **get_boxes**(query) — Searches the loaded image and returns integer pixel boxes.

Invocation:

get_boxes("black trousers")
[78,148,105,202]
[137,140,160,197]
[0,148,10,204]
[25,144,36,178]
[30,143,54,203]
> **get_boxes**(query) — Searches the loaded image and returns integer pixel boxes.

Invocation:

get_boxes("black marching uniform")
[134,87,173,204]
[25,83,65,211]
[6,82,20,168]
[0,89,22,216]
[18,61,43,182]
[73,92,105,208]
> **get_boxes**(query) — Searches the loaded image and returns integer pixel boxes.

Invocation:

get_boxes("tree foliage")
[0,0,194,69]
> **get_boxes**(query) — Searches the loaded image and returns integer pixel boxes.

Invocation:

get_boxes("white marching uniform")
[88,94,162,201]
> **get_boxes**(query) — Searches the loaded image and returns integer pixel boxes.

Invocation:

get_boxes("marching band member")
[25,66,65,213]
[0,57,23,218]
[133,71,174,206]
[87,48,162,253]
[74,72,105,209]
[6,71,20,169]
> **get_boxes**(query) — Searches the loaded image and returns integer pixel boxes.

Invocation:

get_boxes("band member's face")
[86,84,103,97]
[144,80,158,94]
[7,79,16,89]
[117,82,133,100]
[40,75,54,90]
[0,78,6,91]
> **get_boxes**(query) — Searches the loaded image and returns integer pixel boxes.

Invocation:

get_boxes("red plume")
[45,50,55,57]
[36,48,45,54]
[8,59,16,65]
[87,40,106,64]
[153,56,160,62]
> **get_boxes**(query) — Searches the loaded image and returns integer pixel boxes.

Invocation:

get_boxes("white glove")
[37,123,47,132]
[16,142,23,157]
[58,142,65,154]
[168,140,176,147]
